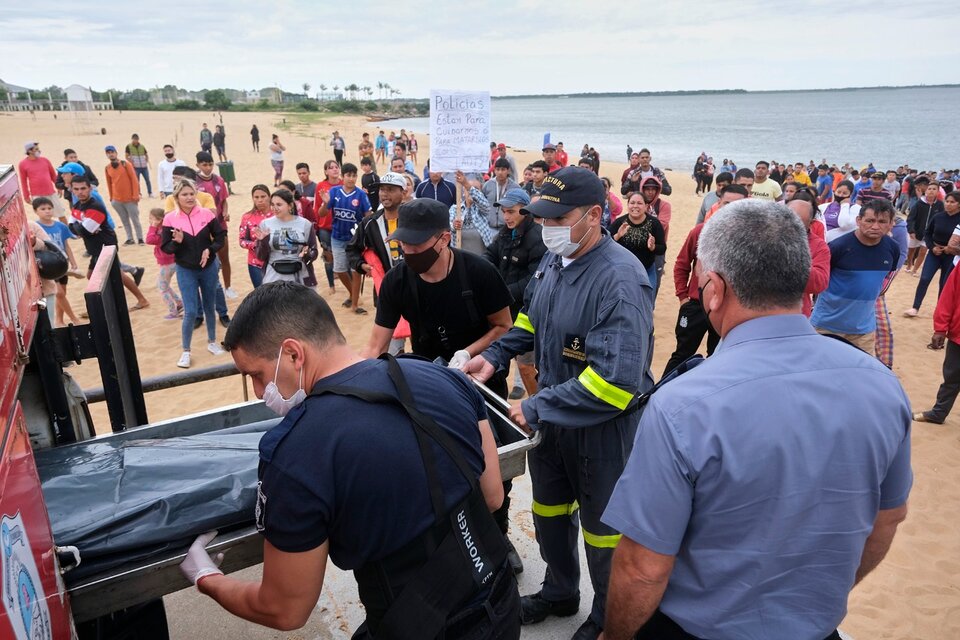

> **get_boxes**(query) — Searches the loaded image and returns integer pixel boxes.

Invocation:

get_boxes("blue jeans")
[646,262,659,294]
[176,260,219,349]
[317,228,335,287]
[331,236,349,273]
[248,264,264,288]
[199,283,227,317]
[134,167,152,195]
[645,262,659,309]
[913,251,955,310]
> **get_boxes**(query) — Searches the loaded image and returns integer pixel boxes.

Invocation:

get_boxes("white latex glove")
[448,349,471,370]
[180,530,225,585]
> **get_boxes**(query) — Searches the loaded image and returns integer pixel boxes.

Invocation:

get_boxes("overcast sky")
[3,1,955,97]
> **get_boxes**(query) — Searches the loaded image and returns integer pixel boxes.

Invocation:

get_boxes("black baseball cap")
[521,167,606,219]
[387,199,450,244]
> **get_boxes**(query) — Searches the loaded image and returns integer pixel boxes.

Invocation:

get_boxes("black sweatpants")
[662,299,720,379]
[928,339,960,422]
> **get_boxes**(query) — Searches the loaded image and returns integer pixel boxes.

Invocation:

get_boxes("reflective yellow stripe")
[515,312,535,334]
[582,529,622,549]
[577,366,633,410]
[532,500,579,518]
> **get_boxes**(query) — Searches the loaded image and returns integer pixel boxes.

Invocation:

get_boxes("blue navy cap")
[521,167,606,219]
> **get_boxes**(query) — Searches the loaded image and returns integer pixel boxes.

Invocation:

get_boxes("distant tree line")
[2,83,426,115]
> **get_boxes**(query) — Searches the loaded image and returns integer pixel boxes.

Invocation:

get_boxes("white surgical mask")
[262,349,306,416]
[542,210,589,258]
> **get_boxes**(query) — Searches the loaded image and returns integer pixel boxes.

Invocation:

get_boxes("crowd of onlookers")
[18,125,960,421]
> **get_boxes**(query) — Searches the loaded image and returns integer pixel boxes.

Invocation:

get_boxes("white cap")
[378,172,407,188]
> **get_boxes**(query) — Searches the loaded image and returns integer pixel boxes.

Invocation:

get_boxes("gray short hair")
[698,199,810,310]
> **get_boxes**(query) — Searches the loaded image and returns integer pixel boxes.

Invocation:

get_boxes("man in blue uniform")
[601,200,912,640]
[462,167,654,640]
[180,282,521,639]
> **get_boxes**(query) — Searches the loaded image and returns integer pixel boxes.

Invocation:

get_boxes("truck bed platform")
[36,395,538,623]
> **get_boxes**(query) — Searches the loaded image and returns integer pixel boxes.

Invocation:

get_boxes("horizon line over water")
[382,87,959,173]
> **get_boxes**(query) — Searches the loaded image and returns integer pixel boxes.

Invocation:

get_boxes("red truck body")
[0,166,74,639]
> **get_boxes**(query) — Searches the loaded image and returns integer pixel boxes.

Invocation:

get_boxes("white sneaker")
[177,351,191,368]
[223,287,238,300]
[208,342,225,356]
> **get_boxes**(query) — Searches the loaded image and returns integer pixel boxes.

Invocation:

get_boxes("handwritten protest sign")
[429,90,491,173]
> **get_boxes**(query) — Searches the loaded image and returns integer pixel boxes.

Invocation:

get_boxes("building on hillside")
[257,88,282,105]
[1,78,37,111]
[151,86,204,106]
[0,80,112,112]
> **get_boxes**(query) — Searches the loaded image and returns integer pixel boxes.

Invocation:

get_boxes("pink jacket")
[162,206,218,234]
[146,224,175,266]
[239,209,271,267]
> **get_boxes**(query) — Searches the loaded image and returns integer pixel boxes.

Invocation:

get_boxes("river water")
[383,87,959,172]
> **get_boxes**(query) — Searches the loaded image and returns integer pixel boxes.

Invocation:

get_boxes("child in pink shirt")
[145,207,182,318]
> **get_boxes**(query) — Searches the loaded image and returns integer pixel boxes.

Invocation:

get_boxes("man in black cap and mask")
[363,198,514,371]
[362,197,524,570]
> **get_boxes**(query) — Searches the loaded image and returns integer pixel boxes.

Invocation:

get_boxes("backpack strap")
[451,249,481,327]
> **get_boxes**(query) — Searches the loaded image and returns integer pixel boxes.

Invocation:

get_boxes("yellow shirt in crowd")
[751,179,783,201]
[164,192,216,213]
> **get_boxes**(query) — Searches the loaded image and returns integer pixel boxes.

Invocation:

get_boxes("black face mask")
[698,275,723,333]
[404,237,443,274]
[110,160,120,168]
[165,153,175,159]
[698,284,711,327]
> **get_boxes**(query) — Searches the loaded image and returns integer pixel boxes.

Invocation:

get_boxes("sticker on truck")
[2,512,51,640]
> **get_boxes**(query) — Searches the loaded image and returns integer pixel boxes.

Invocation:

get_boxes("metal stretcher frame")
[57,388,540,623]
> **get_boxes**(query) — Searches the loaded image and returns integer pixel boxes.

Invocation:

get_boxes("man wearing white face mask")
[461,167,655,640]
[181,281,520,638]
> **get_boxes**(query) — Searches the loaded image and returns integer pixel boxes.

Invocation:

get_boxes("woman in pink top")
[160,180,227,368]
[18,142,62,216]
[146,207,182,319]
[238,184,273,288]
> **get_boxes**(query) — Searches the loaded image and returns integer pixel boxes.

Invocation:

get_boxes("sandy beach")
[3,109,958,638]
